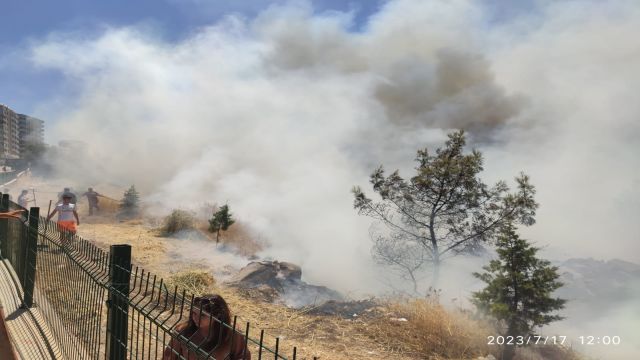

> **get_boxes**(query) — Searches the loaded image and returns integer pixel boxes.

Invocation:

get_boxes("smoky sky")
[259,3,525,142]
[24,0,640,295]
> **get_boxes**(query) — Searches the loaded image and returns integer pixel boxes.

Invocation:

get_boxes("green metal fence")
[0,194,315,360]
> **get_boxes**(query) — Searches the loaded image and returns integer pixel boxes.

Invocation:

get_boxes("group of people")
[11,186,253,358]
[15,187,101,213]
[43,187,104,235]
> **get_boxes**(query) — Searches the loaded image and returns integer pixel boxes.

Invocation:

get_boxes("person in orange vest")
[47,192,80,244]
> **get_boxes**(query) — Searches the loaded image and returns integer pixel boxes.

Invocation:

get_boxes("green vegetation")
[118,185,140,219]
[208,204,235,244]
[472,221,566,360]
[352,130,538,289]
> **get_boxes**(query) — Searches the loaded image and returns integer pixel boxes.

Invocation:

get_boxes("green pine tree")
[208,204,235,244]
[120,185,140,211]
[352,130,538,289]
[472,222,565,360]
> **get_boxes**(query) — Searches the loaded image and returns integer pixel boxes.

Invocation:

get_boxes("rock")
[230,261,301,291]
[229,260,343,307]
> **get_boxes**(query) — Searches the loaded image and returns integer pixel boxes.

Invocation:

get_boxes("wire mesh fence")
[0,197,29,291]
[0,195,314,360]
[36,216,110,359]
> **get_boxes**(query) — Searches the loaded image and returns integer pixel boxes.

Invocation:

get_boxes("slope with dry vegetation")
[71,208,500,359]
[6,176,584,360]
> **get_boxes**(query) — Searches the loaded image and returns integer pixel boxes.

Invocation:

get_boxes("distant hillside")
[555,258,640,310]
[550,258,640,359]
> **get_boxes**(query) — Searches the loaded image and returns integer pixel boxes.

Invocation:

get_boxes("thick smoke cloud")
[27,0,640,307]
[259,2,524,140]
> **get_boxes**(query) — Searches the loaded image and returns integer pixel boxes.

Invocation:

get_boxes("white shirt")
[56,203,76,222]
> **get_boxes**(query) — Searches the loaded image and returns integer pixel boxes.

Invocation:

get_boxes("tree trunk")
[216,229,220,245]
[431,254,440,289]
[408,271,418,294]
[429,214,440,289]
[502,322,517,360]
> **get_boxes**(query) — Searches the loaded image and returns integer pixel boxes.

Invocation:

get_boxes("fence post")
[0,194,8,257]
[22,207,39,308]
[106,245,131,360]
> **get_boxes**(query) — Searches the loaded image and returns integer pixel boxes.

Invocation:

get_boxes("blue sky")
[1,1,387,115]
[0,0,536,116]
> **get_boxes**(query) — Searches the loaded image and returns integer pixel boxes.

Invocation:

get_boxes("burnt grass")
[303,299,379,319]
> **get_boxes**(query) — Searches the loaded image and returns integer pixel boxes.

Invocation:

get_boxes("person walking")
[82,187,101,215]
[47,193,80,245]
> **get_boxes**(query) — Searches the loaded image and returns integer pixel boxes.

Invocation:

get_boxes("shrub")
[162,209,196,235]
[118,185,141,219]
[120,185,140,210]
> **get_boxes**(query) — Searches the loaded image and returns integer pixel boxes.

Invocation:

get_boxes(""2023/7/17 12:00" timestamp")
[487,335,621,346]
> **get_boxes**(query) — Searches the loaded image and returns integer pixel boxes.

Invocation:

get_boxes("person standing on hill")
[82,187,101,215]
[47,193,80,241]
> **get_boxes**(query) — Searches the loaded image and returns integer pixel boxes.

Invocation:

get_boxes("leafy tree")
[120,185,140,214]
[208,204,235,244]
[352,130,537,290]
[472,222,565,360]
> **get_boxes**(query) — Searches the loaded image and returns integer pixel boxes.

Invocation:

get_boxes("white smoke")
[26,0,640,311]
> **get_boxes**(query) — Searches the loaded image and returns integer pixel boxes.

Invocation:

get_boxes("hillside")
[75,215,497,360]
[4,176,586,359]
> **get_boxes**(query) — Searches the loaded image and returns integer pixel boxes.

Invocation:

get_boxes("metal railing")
[0,194,315,360]
[0,170,19,185]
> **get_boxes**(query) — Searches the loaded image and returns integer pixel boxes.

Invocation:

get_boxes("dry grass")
[55,189,580,359]
[97,195,120,213]
[168,270,216,296]
[364,298,496,359]
[74,218,495,359]
[197,221,263,257]
[69,217,587,360]
[515,344,585,360]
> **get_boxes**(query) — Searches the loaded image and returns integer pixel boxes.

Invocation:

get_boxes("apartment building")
[0,104,46,161]
[0,104,21,159]
[18,114,45,153]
